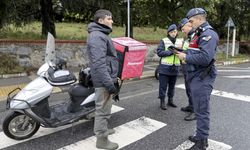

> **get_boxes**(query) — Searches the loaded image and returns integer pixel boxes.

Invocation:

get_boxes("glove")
[112,94,120,102]
[114,82,120,90]
[108,86,119,94]
[108,81,120,95]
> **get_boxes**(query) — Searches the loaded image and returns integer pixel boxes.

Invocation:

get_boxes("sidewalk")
[0,59,249,102]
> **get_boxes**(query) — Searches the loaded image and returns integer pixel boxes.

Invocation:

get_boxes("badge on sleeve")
[202,36,212,41]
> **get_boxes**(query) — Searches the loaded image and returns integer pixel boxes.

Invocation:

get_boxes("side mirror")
[56,57,67,69]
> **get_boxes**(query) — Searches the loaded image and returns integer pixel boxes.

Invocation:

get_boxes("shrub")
[239,42,250,54]
[0,53,24,74]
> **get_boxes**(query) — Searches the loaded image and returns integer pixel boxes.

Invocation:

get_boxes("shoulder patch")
[202,36,212,41]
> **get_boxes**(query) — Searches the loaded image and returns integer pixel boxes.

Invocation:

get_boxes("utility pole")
[225,17,236,59]
[127,0,130,37]
[232,28,236,57]
[226,25,230,59]
[124,0,133,38]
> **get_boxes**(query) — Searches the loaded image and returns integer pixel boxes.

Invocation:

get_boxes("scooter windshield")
[45,32,56,67]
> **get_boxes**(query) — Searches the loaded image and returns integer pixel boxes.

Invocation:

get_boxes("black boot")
[160,99,167,110]
[181,106,193,112]
[184,112,196,121]
[167,97,177,107]
[188,136,208,147]
[189,135,198,143]
[186,139,208,150]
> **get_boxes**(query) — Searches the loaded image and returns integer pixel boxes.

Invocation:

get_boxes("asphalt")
[0,59,249,102]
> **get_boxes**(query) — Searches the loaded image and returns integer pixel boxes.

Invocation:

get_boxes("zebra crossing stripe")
[218,66,250,69]
[174,139,232,150]
[0,105,124,149]
[223,75,250,79]
[218,69,250,72]
[176,84,250,103]
[57,116,166,150]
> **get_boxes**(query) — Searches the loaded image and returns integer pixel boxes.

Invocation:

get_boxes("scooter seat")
[46,67,76,86]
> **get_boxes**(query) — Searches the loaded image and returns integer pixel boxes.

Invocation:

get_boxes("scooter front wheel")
[3,111,40,140]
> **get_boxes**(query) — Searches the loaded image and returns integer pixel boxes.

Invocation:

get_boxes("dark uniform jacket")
[185,22,219,79]
[87,22,118,92]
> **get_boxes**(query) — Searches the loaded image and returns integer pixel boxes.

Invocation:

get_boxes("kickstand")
[70,121,76,135]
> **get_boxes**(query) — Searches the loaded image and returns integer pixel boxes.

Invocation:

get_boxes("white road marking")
[0,105,124,149]
[218,70,250,72]
[174,139,232,150]
[120,89,158,100]
[58,116,166,150]
[122,77,153,85]
[176,84,250,103]
[144,65,157,70]
[222,75,250,79]
[218,66,250,70]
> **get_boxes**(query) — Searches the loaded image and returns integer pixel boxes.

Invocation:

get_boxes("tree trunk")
[40,0,56,38]
[0,0,7,28]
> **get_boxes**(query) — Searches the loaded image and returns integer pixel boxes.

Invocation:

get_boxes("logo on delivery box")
[128,62,143,66]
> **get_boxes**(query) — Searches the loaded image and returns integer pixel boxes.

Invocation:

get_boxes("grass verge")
[0,22,167,41]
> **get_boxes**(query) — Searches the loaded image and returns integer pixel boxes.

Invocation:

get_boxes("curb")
[220,59,250,66]
[0,72,28,79]
[0,59,249,79]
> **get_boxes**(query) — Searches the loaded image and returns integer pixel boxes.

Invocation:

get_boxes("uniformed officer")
[178,18,196,121]
[176,8,219,150]
[156,24,181,110]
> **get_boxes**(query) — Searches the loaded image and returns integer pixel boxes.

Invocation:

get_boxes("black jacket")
[87,22,118,92]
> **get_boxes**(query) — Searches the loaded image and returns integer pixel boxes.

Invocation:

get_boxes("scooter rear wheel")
[155,65,159,80]
[3,111,40,140]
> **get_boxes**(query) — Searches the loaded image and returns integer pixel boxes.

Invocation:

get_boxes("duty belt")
[199,59,215,80]
[188,59,215,81]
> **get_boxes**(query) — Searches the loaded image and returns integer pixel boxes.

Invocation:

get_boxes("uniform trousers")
[184,73,193,109]
[189,74,216,139]
[158,73,177,100]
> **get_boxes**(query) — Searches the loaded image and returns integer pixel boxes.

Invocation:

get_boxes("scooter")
[2,33,96,140]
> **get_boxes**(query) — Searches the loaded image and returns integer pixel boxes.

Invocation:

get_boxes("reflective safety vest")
[183,32,195,50]
[182,40,189,50]
[161,38,180,66]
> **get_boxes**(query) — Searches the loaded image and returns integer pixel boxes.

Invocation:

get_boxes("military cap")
[167,24,177,33]
[186,8,206,19]
[178,18,189,29]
